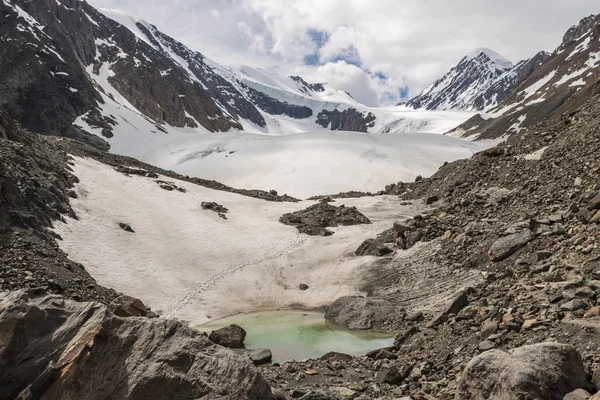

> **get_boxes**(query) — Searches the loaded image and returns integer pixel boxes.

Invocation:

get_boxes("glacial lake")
[198,310,394,363]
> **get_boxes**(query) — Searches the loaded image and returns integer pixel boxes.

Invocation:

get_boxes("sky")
[88,0,599,106]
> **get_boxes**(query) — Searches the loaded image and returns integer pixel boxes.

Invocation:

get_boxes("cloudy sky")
[89,0,598,106]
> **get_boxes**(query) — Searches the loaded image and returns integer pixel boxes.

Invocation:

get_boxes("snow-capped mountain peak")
[406,48,514,111]
[464,47,514,71]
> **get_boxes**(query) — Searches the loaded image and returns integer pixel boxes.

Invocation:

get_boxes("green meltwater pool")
[198,310,394,363]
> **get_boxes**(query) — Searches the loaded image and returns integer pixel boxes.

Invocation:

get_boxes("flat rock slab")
[488,229,535,262]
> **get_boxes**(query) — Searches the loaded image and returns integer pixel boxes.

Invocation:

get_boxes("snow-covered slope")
[144,130,485,199]
[53,157,479,326]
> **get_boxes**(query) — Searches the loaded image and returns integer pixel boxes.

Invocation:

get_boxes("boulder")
[456,342,587,400]
[480,319,499,339]
[118,222,135,233]
[426,195,440,205]
[588,192,600,210]
[209,324,247,348]
[428,291,469,327]
[0,290,275,400]
[488,229,535,262]
[108,295,156,318]
[355,239,394,256]
[249,349,272,365]
[563,389,592,400]
[375,364,403,385]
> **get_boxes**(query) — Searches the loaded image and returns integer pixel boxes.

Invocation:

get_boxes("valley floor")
[53,157,412,325]
[143,130,485,199]
[53,155,480,327]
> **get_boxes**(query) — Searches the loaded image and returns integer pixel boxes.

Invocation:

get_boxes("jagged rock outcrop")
[0,289,275,400]
[559,14,600,50]
[279,203,371,236]
[245,86,313,119]
[316,108,376,132]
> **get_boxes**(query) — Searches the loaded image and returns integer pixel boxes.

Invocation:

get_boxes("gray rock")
[108,295,156,318]
[429,291,469,327]
[375,364,403,385]
[355,239,394,257]
[456,342,587,400]
[478,340,496,352]
[118,222,135,233]
[480,319,499,339]
[426,195,440,204]
[393,221,411,234]
[560,299,589,312]
[249,348,272,365]
[563,389,592,400]
[209,324,247,348]
[588,192,600,210]
[0,290,274,400]
[488,229,535,261]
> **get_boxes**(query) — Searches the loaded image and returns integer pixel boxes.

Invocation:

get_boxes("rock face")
[0,113,117,303]
[452,13,600,141]
[245,86,313,119]
[316,108,376,132]
[406,48,522,111]
[0,289,275,400]
[279,203,371,236]
[456,343,587,400]
[324,296,401,330]
[209,324,247,349]
[0,0,382,146]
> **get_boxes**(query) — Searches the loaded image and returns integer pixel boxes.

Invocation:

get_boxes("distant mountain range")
[0,0,468,157]
[407,14,600,140]
[1,0,599,150]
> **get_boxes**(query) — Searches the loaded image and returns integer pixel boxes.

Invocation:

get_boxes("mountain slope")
[0,0,473,155]
[407,48,514,111]
[451,14,600,140]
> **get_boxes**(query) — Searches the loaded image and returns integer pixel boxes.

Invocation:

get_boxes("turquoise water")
[199,310,394,363]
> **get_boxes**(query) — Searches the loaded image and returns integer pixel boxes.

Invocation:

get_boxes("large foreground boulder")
[456,342,587,400]
[0,289,274,400]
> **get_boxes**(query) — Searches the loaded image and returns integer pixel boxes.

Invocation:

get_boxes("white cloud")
[88,0,600,105]
[292,61,408,106]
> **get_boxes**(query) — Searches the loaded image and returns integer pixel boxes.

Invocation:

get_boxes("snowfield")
[144,130,485,199]
[54,157,426,326]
